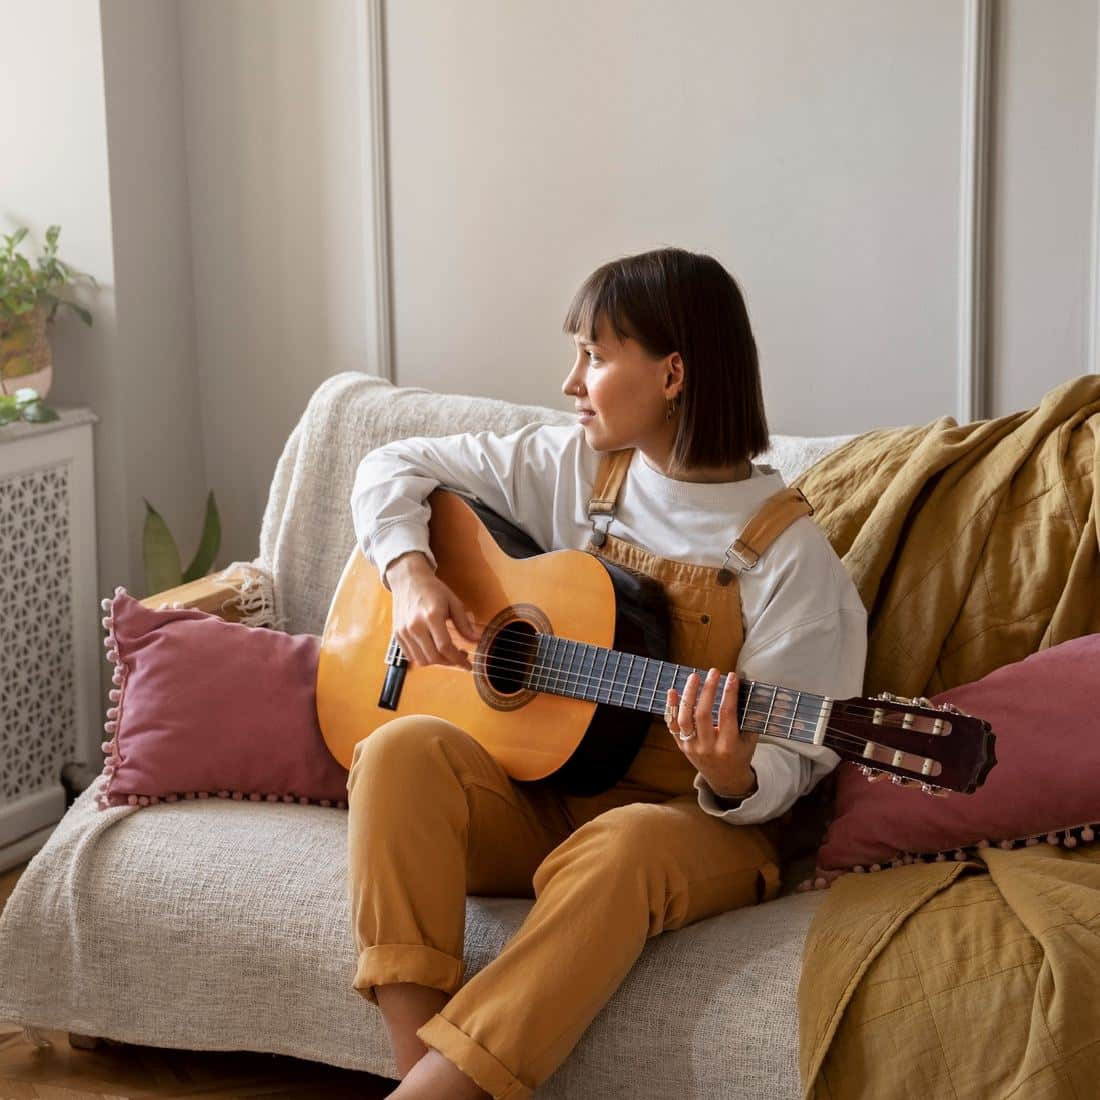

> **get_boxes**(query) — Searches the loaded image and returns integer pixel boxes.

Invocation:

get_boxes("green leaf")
[182,490,221,581]
[21,400,59,422]
[0,404,19,426]
[68,302,92,326]
[142,498,183,596]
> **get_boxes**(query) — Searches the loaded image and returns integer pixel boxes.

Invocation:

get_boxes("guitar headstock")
[826,691,997,795]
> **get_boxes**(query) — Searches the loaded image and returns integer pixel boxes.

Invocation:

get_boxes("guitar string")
[387,626,941,727]
[450,649,938,776]
[386,637,947,770]
[390,629,939,729]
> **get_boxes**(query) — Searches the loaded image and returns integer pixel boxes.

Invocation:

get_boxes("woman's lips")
[578,411,595,421]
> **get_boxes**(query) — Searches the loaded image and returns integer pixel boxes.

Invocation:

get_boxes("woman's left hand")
[666,668,758,800]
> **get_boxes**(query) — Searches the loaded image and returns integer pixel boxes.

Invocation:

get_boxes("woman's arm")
[350,423,568,590]
[693,603,868,826]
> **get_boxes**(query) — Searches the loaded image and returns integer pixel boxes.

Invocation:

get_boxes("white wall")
[0,0,123,593]
[100,0,206,589]
[178,0,376,568]
[991,0,1099,415]
[384,0,1099,431]
[387,0,967,434]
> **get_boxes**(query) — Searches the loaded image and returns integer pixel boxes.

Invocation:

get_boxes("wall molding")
[364,0,395,383]
[957,0,993,423]
[1089,1,1100,377]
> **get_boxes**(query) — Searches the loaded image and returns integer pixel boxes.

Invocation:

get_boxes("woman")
[346,247,867,1098]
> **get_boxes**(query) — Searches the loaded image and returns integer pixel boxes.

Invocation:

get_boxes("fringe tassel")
[21,1024,52,1048]
[214,559,287,630]
[802,819,1100,891]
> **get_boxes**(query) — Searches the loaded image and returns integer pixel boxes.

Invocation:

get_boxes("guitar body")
[317,488,671,796]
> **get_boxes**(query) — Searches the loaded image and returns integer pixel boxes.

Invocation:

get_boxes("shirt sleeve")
[349,423,562,590]
[693,602,868,826]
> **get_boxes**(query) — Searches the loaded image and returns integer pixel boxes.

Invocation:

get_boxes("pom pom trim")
[93,586,348,814]
[801,819,1100,892]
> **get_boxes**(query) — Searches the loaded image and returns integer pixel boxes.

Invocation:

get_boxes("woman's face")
[561,314,681,453]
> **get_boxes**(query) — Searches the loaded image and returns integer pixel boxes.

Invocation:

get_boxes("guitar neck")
[529,635,832,749]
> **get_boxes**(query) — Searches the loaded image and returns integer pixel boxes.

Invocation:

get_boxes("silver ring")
[676,729,698,742]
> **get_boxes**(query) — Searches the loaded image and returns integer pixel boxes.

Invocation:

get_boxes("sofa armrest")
[139,568,253,624]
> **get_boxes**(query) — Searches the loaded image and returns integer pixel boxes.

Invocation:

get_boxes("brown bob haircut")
[561,246,770,475]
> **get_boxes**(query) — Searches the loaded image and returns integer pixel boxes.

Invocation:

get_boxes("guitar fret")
[586,642,600,699]
[537,636,548,693]
[623,654,635,707]
[655,662,674,707]
[577,641,589,698]
[765,684,777,737]
[790,691,802,739]
[646,658,660,711]
[548,635,561,693]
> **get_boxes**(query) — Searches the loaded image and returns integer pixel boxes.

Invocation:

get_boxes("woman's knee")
[347,714,478,794]
[532,802,673,896]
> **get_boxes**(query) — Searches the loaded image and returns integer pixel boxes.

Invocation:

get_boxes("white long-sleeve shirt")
[350,421,868,825]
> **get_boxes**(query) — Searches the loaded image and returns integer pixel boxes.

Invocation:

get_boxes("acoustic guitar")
[317,488,996,797]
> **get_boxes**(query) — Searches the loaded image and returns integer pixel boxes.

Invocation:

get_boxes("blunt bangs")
[562,247,770,473]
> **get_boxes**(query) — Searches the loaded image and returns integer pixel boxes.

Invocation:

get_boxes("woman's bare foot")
[386,1049,490,1099]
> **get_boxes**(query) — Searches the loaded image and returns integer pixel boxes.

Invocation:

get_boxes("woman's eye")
[586,350,600,363]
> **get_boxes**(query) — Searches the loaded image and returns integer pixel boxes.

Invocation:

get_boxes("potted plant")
[0,224,96,418]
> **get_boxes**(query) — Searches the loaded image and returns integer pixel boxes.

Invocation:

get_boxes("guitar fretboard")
[528,635,830,748]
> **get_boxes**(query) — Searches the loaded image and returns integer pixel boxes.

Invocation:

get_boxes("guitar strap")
[585,448,816,584]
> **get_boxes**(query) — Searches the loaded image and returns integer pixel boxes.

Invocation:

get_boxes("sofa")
[0,371,859,1098]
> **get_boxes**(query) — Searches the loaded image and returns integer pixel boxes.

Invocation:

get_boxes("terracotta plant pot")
[0,303,52,399]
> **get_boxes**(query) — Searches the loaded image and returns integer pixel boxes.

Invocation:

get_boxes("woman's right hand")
[387,556,482,669]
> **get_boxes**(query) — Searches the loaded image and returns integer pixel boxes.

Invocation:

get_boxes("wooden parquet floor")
[0,862,394,1099]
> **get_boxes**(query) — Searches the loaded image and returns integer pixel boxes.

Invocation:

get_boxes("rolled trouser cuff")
[352,943,464,1006]
[417,1012,532,1100]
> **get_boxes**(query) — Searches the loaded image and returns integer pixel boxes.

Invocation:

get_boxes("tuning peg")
[920,783,950,798]
[937,702,973,717]
[890,774,906,785]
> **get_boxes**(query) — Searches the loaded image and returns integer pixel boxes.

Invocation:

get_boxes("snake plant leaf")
[182,489,221,582]
[142,497,182,596]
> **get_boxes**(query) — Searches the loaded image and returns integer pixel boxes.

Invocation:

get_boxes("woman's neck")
[639,454,753,484]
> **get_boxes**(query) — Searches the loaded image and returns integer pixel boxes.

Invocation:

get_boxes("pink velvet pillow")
[815,633,1100,875]
[94,587,349,811]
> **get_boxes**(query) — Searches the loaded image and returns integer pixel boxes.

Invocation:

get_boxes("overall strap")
[718,487,815,582]
[586,448,633,546]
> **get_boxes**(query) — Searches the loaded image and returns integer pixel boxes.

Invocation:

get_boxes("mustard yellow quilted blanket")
[790,374,1100,1099]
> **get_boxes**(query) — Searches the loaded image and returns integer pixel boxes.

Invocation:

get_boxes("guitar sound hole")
[487,620,539,695]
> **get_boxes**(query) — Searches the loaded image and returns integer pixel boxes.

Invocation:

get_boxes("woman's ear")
[664,354,685,398]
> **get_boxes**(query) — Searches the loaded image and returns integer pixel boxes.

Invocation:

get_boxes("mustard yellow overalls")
[346,448,814,1098]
